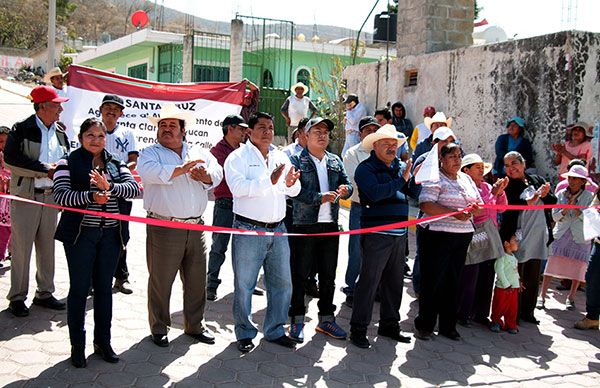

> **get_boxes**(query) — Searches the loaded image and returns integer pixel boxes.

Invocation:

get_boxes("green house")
[74,28,385,135]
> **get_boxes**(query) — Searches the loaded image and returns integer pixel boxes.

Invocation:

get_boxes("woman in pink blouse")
[456,154,508,327]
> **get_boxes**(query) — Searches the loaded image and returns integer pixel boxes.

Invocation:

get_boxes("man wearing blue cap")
[288,117,353,343]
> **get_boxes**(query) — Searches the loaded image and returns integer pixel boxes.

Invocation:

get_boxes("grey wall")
[344,31,600,180]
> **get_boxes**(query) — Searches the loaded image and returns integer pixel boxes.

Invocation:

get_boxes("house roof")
[75,28,386,64]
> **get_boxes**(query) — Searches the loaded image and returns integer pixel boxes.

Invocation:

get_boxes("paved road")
[0,85,599,387]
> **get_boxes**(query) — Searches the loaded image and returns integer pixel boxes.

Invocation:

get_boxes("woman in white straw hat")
[456,154,509,327]
[280,82,317,143]
[538,164,594,311]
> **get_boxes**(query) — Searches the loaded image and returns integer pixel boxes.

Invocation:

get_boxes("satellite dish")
[131,10,149,30]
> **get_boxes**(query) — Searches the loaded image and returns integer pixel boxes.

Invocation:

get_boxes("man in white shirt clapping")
[224,112,301,353]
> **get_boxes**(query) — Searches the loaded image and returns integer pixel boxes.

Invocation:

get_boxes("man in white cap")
[349,124,413,349]
[44,67,67,99]
[412,112,453,163]
[99,94,138,294]
[280,82,317,143]
[4,85,70,317]
[137,104,223,348]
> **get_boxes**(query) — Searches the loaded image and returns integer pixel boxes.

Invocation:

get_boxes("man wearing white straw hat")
[349,124,413,349]
[44,67,68,99]
[280,82,317,143]
[137,104,223,348]
[412,111,453,163]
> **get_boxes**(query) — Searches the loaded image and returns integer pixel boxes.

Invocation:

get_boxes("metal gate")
[236,14,295,136]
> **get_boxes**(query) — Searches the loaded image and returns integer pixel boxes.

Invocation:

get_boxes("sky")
[161,0,600,39]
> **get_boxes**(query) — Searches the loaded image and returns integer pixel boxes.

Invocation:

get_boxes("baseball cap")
[101,94,125,109]
[358,116,380,131]
[432,126,455,142]
[344,94,359,104]
[305,117,334,132]
[222,114,248,128]
[29,85,69,104]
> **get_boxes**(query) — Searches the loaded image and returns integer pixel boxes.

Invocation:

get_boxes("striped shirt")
[53,157,140,228]
[419,171,481,233]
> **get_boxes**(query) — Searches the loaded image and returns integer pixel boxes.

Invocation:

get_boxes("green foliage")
[388,0,398,13]
[309,57,348,154]
[58,45,76,72]
[474,0,483,20]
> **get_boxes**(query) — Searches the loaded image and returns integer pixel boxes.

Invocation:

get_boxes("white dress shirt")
[224,140,301,223]
[35,115,65,188]
[343,142,371,203]
[137,142,223,219]
[309,153,333,223]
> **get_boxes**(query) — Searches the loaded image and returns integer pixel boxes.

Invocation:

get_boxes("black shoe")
[521,315,540,325]
[404,263,412,278]
[472,316,491,326]
[305,282,320,298]
[344,295,353,308]
[187,328,215,344]
[377,328,411,343]
[93,343,119,363]
[414,330,433,341]
[32,296,66,310]
[252,287,264,296]
[237,338,254,353]
[457,319,471,328]
[8,301,29,317]
[151,334,169,347]
[113,279,133,295]
[349,333,371,349]
[439,330,461,341]
[267,335,296,349]
[71,346,86,368]
[206,288,217,301]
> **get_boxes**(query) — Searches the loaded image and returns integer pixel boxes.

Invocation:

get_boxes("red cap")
[423,106,436,118]
[29,85,69,104]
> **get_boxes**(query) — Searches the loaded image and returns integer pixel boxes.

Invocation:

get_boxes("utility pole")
[47,0,56,71]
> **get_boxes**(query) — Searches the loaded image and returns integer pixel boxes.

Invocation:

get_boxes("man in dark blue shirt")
[349,124,412,349]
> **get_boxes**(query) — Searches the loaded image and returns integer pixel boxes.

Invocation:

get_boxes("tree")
[58,45,77,72]
[310,57,348,155]
[474,0,483,19]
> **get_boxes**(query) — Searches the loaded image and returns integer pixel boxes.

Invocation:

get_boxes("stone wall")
[344,31,600,180]
[397,0,474,57]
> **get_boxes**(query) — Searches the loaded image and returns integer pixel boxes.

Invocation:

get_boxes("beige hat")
[569,121,592,138]
[424,112,452,129]
[148,104,195,127]
[432,126,455,142]
[461,153,493,176]
[291,82,308,95]
[362,124,407,150]
[44,67,66,83]
[561,164,592,184]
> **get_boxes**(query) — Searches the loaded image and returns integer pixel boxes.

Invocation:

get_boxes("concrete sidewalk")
[0,199,599,387]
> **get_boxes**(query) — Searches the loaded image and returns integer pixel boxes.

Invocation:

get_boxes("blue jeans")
[207,198,234,290]
[586,242,600,320]
[64,227,121,347]
[344,203,362,296]
[232,219,292,341]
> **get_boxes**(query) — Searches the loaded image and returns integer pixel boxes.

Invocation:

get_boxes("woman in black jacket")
[500,151,556,325]
[53,118,140,368]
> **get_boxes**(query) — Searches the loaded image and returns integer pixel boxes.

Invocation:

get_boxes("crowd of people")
[1,80,599,369]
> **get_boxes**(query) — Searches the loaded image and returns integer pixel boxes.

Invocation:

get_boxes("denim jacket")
[290,148,352,225]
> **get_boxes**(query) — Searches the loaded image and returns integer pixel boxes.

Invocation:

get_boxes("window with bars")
[127,63,148,80]
[404,69,418,87]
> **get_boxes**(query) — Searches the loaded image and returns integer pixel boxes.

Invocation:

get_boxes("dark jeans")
[456,263,479,321]
[207,198,233,291]
[65,226,121,347]
[114,200,132,281]
[414,228,473,333]
[289,223,339,321]
[586,242,600,320]
[518,259,541,321]
[412,225,423,294]
[343,203,362,296]
[350,233,406,333]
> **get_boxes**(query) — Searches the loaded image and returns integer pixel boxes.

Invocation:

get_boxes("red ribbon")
[0,193,595,237]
